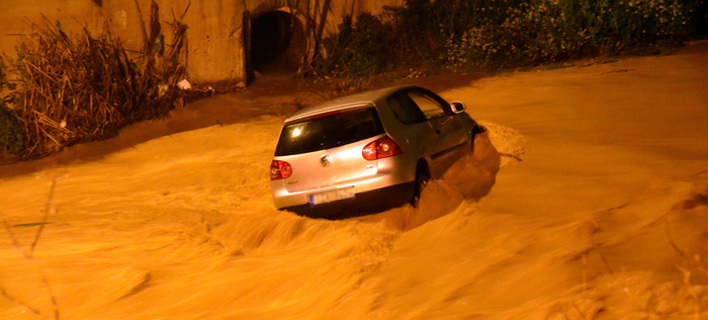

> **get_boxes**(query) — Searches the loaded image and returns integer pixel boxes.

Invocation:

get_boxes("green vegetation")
[315,0,702,77]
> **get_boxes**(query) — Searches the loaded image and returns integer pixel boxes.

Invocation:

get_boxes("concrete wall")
[0,0,402,84]
[1,0,103,54]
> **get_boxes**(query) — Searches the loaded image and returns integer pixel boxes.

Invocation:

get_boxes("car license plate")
[309,187,355,205]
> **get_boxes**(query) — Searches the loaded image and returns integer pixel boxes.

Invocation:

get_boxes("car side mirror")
[450,101,466,114]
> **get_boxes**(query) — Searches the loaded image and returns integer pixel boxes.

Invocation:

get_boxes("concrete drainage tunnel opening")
[250,10,305,76]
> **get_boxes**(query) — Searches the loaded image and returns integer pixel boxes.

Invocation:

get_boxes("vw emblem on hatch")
[320,155,332,167]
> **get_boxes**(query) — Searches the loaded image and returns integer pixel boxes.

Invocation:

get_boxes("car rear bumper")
[277,181,415,219]
[270,153,416,209]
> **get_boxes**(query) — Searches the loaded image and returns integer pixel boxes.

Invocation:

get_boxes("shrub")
[0,57,24,155]
[316,13,395,78]
[0,107,24,155]
[315,0,701,76]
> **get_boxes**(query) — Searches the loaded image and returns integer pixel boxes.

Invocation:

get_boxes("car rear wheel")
[411,166,430,207]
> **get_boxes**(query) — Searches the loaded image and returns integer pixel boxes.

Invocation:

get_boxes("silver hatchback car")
[270,85,480,217]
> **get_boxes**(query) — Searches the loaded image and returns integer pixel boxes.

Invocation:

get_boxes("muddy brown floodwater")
[1,44,707,320]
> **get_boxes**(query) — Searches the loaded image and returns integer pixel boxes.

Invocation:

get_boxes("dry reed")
[4,1,189,159]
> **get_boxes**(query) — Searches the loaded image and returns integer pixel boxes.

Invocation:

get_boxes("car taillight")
[362,136,403,160]
[270,160,292,180]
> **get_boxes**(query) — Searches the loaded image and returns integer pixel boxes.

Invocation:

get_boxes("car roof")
[284,85,419,124]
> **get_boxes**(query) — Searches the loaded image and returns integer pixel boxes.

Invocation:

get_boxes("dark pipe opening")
[250,11,304,74]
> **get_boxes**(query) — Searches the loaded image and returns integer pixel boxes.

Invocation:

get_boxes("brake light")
[362,136,403,160]
[270,160,292,180]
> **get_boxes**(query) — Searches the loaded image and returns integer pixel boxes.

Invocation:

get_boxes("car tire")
[411,166,430,207]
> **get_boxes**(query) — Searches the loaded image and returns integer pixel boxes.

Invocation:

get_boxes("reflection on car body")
[269,85,480,218]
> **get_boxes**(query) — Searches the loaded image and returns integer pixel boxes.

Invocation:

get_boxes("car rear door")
[391,89,469,176]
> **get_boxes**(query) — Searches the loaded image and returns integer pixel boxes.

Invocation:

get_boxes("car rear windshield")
[275,107,385,156]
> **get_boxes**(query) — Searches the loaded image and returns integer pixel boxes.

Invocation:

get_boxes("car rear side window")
[387,92,426,124]
[409,91,446,119]
[275,107,385,156]
[387,89,451,124]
